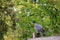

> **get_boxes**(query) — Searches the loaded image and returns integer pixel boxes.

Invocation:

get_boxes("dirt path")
[28,36,60,40]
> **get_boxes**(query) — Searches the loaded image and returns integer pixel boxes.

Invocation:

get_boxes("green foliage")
[0,0,17,40]
[16,0,60,40]
[0,0,60,40]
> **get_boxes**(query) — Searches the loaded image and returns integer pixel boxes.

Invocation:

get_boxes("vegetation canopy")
[0,0,60,40]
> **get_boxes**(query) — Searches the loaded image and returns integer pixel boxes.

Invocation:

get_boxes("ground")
[28,36,60,40]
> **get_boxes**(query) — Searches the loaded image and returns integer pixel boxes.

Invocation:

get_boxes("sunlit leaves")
[16,0,60,38]
[0,0,59,40]
[0,0,17,40]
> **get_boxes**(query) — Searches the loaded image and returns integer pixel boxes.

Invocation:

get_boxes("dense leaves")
[0,0,60,40]
[0,0,17,40]
[16,0,60,40]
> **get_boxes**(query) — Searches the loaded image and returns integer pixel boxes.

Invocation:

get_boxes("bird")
[33,21,45,36]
